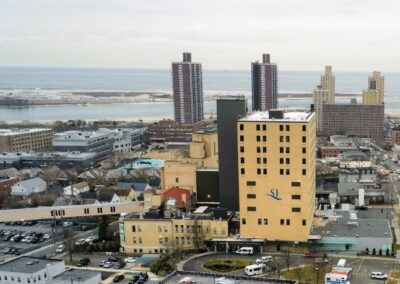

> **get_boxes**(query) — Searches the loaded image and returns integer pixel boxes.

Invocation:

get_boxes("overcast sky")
[1,0,399,71]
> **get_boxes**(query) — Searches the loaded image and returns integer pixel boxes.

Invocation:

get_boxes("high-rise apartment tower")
[172,52,204,124]
[362,71,384,105]
[251,54,278,111]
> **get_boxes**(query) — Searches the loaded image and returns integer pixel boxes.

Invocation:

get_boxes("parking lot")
[0,221,53,260]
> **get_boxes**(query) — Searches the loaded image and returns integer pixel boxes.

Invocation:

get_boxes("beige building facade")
[362,71,384,105]
[0,128,53,152]
[313,86,331,132]
[320,66,335,102]
[237,110,316,242]
[121,215,230,254]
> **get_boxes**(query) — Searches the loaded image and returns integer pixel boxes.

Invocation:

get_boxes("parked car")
[235,247,254,255]
[74,239,86,246]
[63,222,73,228]
[115,261,126,269]
[98,260,106,267]
[124,257,136,263]
[55,245,65,253]
[256,256,273,264]
[371,272,388,280]
[79,257,90,266]
[113,275,125,283]
[108,256,122,262]
[85,235,96,243]
[315,257,329,264]
[103,261,113,268]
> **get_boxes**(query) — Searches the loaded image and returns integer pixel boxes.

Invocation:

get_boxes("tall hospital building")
[362,71,384,105]
[172,52,204,124]
[237,110,316,242]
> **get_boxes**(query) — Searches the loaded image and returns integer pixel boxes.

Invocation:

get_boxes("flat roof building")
[238,110,316,242]
[0,128,53,152]
[322,102,385,138]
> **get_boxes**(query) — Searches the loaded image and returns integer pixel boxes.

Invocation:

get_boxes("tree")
[283,250,291,271]
[379,248,382,256]
[98,216,109,241]
[386,248,390,256]
[372,248,376,255]
[63,227,74,262]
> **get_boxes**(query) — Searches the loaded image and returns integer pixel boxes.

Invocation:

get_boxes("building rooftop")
[53,269,100,282]
[0,151,96,160]
[0,128,51,136]
[240,110,313,122]
[0,256,61,274]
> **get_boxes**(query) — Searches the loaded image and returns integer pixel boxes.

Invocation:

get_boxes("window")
[240,124,244,131]
[302,158,306,164]
[280,136,284,142]
[247,206,256,212]
[240,157,245,164]
[263,158,267,164]
[97,208,103,213]
[256,146,261,153]
[302,125,306,131]
[286,147,290,153]
[263,169,267,175]
[263,136,267,142]
[158,225,162,233]
[286,136,290,142]
[292,195,301,200]
[280,219,284,225]
[84,208,89,214]
[111,206,116,213]
[262,125,266,131]
[240,168,245,175]
[247,194,256,199]
[291,182,301,187]
[286,158,290,164]
[175,225,178,233]
[279,125,284,131]
[280,147,284,153]
[263,146,267,153]
[302,169,307,175]
[264,219,268,225]
[181,225,184,233]
[257,168,261,175]
[302,219,307,226]
[240,146,244,153]
[138,225,141,232]
[256,124,260,131]
[247,181,256,186]
[242,218,246,225]
[302,147,306,154]
[257,157,261,164]
[133,237,137,244]
[280,158,284,164]
[286,125,290,131]
[256,135,260,142]
[175,177,179,183]
[132,225,136,232]
[280,169,284,175]
[302,136,306,143]
[292,207,301,212]
[286,219,290,225]
[258,218,262,225]
[240,135,244,142]
[286,169,290,175]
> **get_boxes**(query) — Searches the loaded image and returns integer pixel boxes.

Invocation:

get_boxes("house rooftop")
[53,269,100,282]
[0,256,61,274]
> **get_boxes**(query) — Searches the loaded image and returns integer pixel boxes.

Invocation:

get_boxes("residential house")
[162,187,191,212]
[11,177,47,197]
[63,182,90,196]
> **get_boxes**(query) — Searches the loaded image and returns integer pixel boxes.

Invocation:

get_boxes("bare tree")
[63,227,75,262]
[283,250,291,271]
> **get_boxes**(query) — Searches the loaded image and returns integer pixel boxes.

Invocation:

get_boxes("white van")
[245,264,266,276]
[256,256,273,264]
[337,259,346,267]
[235,247,254,255]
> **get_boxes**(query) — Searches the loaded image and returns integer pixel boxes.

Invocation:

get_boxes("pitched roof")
[98,191,115,202]
[115,182,135,190]
[15,177,46,188]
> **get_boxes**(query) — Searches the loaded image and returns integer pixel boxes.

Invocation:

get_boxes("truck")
[325,266,352,284]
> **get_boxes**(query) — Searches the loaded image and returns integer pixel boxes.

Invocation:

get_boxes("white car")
[371,272,388,280]
[85,235,96,243]
[63,222,72,228]
[55,244,65,253]
[43,234,50,239]
[103,261,113,268]
[74,239,86,246]
[124,257,136,263]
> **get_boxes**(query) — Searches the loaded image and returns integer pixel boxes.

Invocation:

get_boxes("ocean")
[0,67,399,122]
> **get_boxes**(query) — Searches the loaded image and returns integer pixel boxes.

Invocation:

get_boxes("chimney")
[262,53,270,64]
[183,52,192,62]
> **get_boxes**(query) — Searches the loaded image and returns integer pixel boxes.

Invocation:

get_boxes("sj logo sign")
[266,189,282,200]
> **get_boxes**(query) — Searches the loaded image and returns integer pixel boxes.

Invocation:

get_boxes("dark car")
[113,275,125,283]
[79,257,90,266]
[115,261,126,269]
[128,275,141,284]
[108,256,122,262]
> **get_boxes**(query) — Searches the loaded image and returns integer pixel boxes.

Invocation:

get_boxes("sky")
[1,0,400,71]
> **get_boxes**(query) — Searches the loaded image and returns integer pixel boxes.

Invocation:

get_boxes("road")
[182,252,400,283]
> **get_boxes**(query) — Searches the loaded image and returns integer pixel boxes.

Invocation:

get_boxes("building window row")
[256,124,267,131]
[279,125,290,131]
[257,218,268,225]
[279,136,290,143]
[279,169,290,175]
[256,168,267,175]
